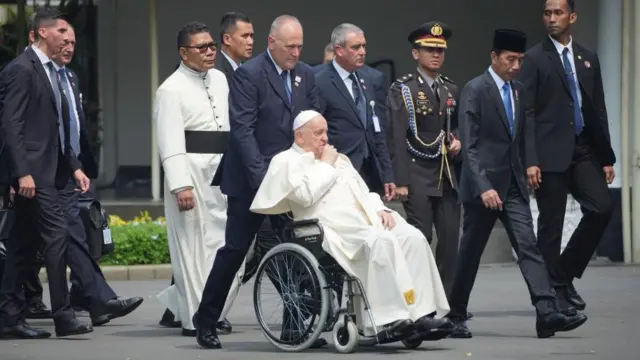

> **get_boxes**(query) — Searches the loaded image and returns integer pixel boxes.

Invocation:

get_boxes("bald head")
[268,15,303,70]
[294,114,328,158]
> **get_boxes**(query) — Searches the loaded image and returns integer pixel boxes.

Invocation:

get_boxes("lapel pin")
[360,78,365,84]
[295,76,301,83]
[584,60,591,68]
[294,82,299,87]
[577,55,582,60]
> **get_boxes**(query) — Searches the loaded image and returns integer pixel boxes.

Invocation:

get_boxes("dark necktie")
[562,48,584,135]
[281,70,291,103]
[432,81,440,103]
[58,68,81,155]
[348,73,367,128]
[502,82,514,136]
[47,62,70,154]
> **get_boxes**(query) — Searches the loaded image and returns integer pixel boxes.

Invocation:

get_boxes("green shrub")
[100,211,170,266]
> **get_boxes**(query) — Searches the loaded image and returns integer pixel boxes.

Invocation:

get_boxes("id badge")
[103,228,113,245]
[372,116,381,133]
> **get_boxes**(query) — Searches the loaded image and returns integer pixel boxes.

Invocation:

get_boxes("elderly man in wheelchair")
[249,110,454,353]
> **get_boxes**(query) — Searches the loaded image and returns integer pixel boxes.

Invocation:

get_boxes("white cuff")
[162,154,193,193]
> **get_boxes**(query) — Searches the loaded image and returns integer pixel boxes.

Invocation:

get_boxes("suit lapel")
[263,53,291,109]
[26,48,58,113]
[484,72,510,135]
[543,37,572,97]
[572,44,590,101]
[329,65,361,122]
[290,68,301,106]
[512,82,521,141]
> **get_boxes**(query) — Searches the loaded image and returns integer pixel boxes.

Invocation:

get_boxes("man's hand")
[377,210,396,230]
[320,145,339,165]
[176,189,195,212]
[603,166,615,184]
[448,133,461,156]
[383,183,396,201]
[527,166,542,189]
[73,169,90,193]
[394,186,408,201]
[18,175,36,198]
[480,189,503,211]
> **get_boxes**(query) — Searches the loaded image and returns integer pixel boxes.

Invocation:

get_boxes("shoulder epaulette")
[394,73,413,84]
[440,75,455,84]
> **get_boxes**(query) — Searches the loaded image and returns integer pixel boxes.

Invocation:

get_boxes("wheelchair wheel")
[332,317,359,353]
[253,243,330,352]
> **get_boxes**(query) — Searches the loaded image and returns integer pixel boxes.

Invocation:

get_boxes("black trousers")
[23,254,44,305]
[198,195,290,328]
[449,180,557,319]
[403,181,460,296]
[0,186,73,324]
[58,182,116,310]
[535,139,613,288]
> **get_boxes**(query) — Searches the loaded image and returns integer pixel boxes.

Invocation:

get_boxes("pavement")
[3,264,640,360]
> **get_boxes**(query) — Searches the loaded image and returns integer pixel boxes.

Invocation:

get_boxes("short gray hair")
[270,15,301,36]
[330,23,363,48]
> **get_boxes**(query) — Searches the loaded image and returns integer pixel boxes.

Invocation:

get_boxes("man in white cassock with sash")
[154,22,243,335]
[250,110,454,340]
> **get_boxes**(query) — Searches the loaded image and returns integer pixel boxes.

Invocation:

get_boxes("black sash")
[184,130,229,154]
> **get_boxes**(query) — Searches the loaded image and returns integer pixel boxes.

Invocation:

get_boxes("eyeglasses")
[185,42,217,53]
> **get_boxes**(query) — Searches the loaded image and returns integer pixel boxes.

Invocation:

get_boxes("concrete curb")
[37,258,631,283]
[38,264,174,282]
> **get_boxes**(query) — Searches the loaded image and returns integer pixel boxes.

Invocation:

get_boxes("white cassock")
[250,144,449,335]
[154,63,244,330]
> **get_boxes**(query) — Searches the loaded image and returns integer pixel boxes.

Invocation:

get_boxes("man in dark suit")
[0,9,93,339]
[215,12,254,83]
[52,26,143,326]
[386,21,461,297]
[195,15,320,349]
[519,0,615,312]
[314,23,395,199]
[447,29,588,339]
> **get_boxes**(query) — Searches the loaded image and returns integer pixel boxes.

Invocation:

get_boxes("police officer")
[386,21,461,296]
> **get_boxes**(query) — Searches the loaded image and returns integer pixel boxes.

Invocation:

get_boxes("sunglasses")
[185,42,217,54]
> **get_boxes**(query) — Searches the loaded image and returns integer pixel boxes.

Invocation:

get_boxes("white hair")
[269,15,301,36]
[330,23,363,48]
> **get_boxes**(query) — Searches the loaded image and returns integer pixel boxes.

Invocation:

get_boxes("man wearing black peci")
[519,0,615,314]
[0,8,93,338]
[447,29,587,339]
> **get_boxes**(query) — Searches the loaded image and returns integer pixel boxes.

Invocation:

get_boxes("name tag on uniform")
[372,115,381,133]
[103,228,113,245]
[369,100,381,132]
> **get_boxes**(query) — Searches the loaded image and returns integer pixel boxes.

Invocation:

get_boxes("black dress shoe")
[182,328,196,337]
[536,311,588,338]
[448,318,472,339]
[567,283,586,310]
[25,302,52,319]
[414,316,455,341]
[159,309,182,328]
[0,320,51,339]
[380,319,414,336]
[216,318,232,334]
[54,317,93,337]
[193,313,222,349]
[555,288,578,317]
[91,296,144,326]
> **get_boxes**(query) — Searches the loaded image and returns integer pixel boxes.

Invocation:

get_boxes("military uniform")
[386,21,461,295]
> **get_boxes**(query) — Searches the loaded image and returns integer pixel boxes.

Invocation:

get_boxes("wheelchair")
[252,218,431,353]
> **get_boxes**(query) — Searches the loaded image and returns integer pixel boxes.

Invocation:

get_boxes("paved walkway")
[2,265,639,360]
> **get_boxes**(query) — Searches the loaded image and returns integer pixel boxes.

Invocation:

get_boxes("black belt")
[184,130,229,154]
